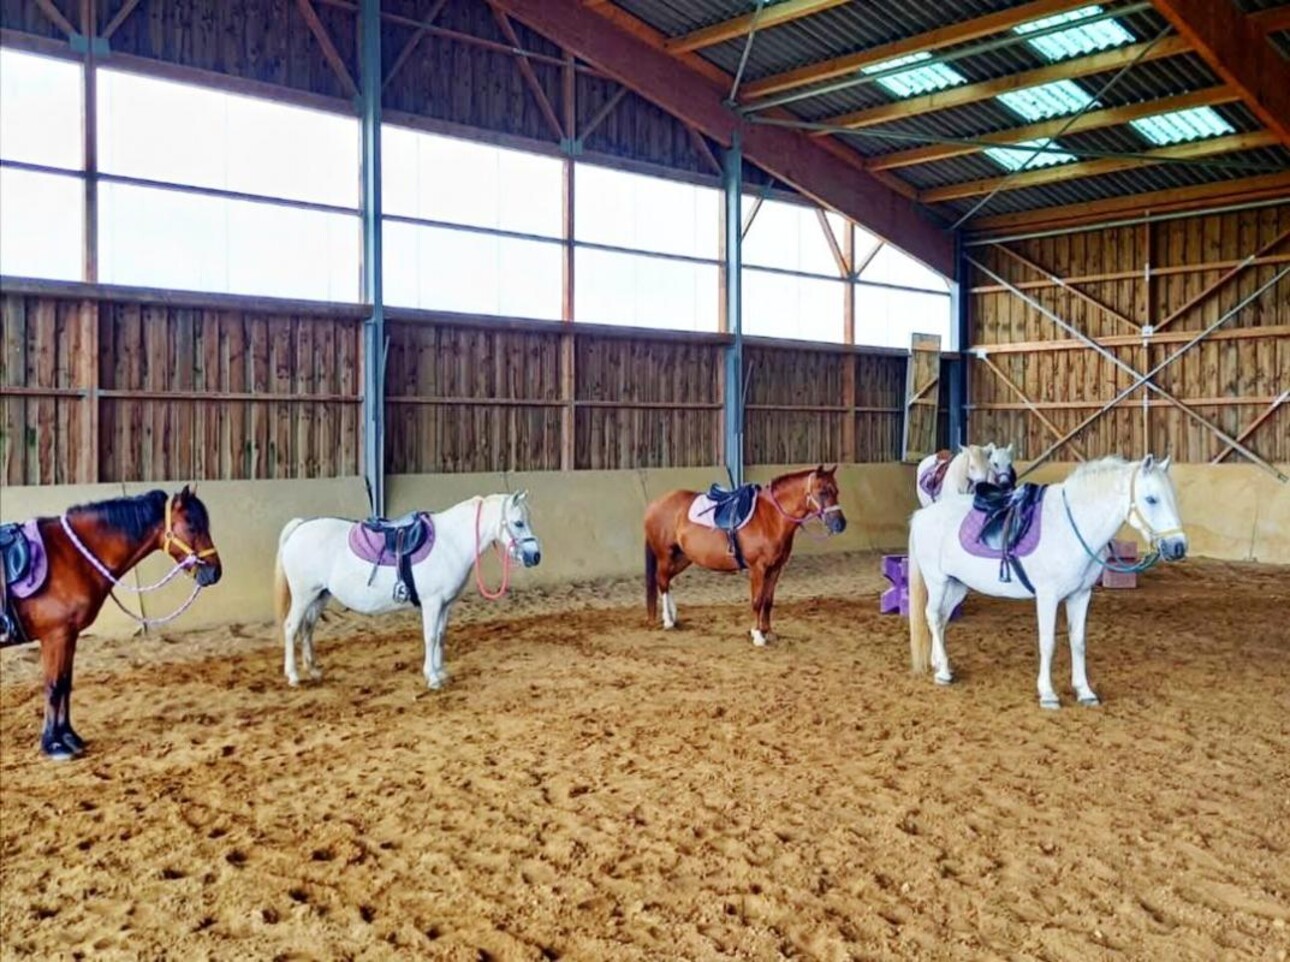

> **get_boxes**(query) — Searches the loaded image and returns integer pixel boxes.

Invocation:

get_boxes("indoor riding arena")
[1,0,1287,959]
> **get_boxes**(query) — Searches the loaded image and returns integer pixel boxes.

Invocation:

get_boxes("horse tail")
[275,519,306,627]
[908,523,932,675]
[645,544,659,622]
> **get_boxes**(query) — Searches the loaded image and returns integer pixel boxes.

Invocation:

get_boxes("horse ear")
[1159,455,1171,473]
[1005,442,1014,456]
[984,442,996,454]
[958,444,969,456]
[1142,453,1156,473]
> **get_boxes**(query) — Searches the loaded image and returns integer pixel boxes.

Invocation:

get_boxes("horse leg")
[421,600,448,690]
[658,550,688,630]
[300,590,330,682]
[759,564,785,643]
[1034,592,1061,709]
[925,576,961,685]
[748,564,769,647]
[282,589,315,687]
[39,629,80,760]
[1065,588,1099,706]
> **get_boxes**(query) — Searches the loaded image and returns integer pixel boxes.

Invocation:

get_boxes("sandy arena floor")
[1,553,1288,961]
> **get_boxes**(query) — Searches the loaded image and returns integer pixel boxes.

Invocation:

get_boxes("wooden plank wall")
[744,345,909,465]
[1,292,363,484]
[968,203,1289,464]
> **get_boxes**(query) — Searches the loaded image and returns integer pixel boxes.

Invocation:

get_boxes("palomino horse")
[275,492,541,690]
[909,455,1186,708]
[644,467,845,646]
[915,443,1015,507]
[0,487,222,759]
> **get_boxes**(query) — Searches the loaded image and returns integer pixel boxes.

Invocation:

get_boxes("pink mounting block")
[687,493,756,530]
[347,515,436,567]
[1101,539,1138,589]
[9,520,49,600]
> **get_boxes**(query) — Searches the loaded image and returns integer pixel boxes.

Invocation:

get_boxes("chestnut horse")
[644,467,845,646]
[1,487,221,760]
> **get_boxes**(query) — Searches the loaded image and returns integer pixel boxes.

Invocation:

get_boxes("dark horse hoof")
[41,733,83,761]
[63,729,87,755]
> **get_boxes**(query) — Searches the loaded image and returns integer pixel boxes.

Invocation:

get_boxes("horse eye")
[1145,495,1159,506]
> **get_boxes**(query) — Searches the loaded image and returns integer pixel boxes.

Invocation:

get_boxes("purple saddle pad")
[7,521,49,600]
[959,501,1044,560]
[347,515,435,566]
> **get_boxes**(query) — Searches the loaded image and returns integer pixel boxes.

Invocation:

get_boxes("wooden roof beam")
[1249,7,1290,34]
[665,0,851,55]
[1150,0,1290,147]
[869,86,1239,171]
[965,170,1290,231]
[493,0,954,275]
[818,36,1191,132]
[921,130,1278,203]
[741,0,1092,100]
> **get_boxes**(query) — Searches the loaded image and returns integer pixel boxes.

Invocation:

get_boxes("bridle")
[1062,463,1185,573]
[767,472,842,529]
[162,496,219,567]
[1124,466,1185,547]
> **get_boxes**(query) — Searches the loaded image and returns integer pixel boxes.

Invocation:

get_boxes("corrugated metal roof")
[603,0,1290,221]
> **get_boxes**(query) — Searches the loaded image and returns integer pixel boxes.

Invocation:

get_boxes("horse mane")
[1063,455,1134,494]
[67,489,168,541]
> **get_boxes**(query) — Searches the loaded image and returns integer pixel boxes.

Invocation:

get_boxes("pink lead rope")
[473,499,513,601]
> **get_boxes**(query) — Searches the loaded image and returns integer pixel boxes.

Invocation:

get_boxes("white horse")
[908,455,1187,709]
[984,442,1016,488]
[274,492,541,689]
[915,444,992,507]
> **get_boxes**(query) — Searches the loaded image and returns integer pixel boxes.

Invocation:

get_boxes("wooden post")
[841,221,857,463]
[560,52,577,471]
[81,0,100,482]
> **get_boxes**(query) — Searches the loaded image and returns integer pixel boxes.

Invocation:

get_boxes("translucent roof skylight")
[1014,6,1134,61]
[1130,106,1235,145]
[861,51,968,98]
[996,80,1095,121]
[984,139,1078,171]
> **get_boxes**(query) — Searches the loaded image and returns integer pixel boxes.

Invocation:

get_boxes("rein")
[59,500,212,628]
[473,499,512,601]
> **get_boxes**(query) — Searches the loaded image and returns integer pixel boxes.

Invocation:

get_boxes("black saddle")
[0,523,31,645]
[705,483,760,531]
[702,484,760,571]
[361,513,430,558]
[0,523,31,587]
[971,483,1046,592]
[361,513,430,607]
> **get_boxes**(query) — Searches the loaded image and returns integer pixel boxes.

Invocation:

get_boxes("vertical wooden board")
[0,297,26,484]
[271,317,293,478]
[30,299,57,484]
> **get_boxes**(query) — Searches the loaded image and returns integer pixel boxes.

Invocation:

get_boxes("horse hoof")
[308,669,324,682]
[41,741,76,762]
[1078,695,1101,707]
[750,630,768,647]
[1040,697,1061,710]
[286,676,300,687]
[934,674,954,686]
[63,731,86,755]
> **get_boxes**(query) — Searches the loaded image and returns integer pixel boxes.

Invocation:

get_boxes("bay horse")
[643,467,845,646]
[1,487,222,759]
[274,491,541,690]
[909,455,1186,708]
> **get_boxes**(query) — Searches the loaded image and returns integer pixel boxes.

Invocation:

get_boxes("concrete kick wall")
[1019,461,1290,565]
[0,464,918,639]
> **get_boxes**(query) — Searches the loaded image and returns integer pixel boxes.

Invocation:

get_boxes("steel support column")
[723,132,744,486]
[360,0,386,515]
[947,236,969,449]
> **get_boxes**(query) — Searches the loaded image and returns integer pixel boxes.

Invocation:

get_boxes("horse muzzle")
[825,512,847,535]
[1160,536,1187,562]
[195,560,223,586]
[515,539,542,568]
